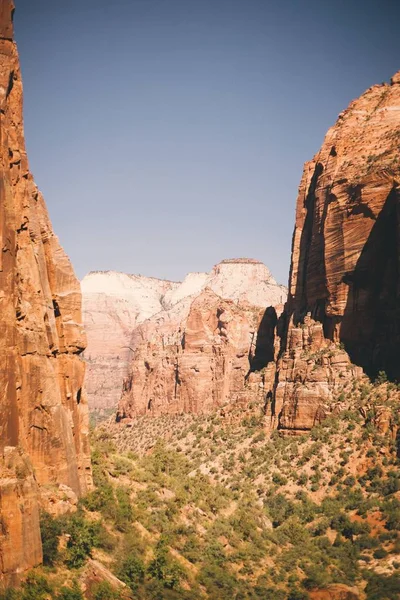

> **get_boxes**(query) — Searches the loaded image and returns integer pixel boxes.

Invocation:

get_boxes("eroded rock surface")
[288,72,400,380]
[117,260,286,419]
[267,314,363,432]
[272,71,400,432]
[0,2,91,580]
[84,260,286,415]
[82,271,181,413]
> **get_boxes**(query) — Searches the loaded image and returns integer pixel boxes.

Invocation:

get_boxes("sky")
[14,0,400,284]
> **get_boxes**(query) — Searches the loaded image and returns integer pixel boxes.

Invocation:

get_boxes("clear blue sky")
[15,0,400,284]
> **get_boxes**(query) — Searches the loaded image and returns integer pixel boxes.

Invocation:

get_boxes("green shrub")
[114,486,133,531]
[21,572,52,600]
[373,548,388,559]
[288,591,309,600]
[264,493,295,527]
[199,563,238,599]
[40,512,61,566]
[118,552,145,592]
[0,589,21,600]
[272,473,288,486]
[56,581,84,600]
[90,581,120,600]
[365,573,400,599]
[148,540,183,589]
[62,514,99,568]
[302,565,330,590]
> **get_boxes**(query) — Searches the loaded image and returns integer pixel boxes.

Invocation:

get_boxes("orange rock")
[271,70,400,432]
[268,316,363,432]
[0,2,91,581]
[117,288,283,419]
[288,73,400,381]
[84,260,286,415]
[309,584,360,600]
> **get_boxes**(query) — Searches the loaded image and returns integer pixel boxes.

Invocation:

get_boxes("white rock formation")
[81,272,178,413]
[82,260,287,413]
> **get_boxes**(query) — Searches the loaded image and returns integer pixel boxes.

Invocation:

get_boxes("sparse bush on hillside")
[90,581,120,600]
[365,573,400,600]
[21,572,52,600]
[56,582,84,600]
[147,539,184,590]
[16,391,400,599]
[118,552,145,592]
[62,513,101,568]
[40,512,62,566]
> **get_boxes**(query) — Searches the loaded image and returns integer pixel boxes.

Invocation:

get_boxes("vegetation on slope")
[1,378,400,599]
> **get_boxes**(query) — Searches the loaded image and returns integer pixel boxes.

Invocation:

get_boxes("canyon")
[82,271,181,414]
[82,259,286,417]
[1,1,399,596]
[0,1,91,582]
[85,73,400,434]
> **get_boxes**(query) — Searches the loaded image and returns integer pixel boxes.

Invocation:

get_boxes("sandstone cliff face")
[289,72,400,379]
[0,3,91,580]
[272,71,400,432]
[267,314,364,432]
[117,260,285,419]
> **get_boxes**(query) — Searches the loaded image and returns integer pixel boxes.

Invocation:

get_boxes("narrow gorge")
[1,2,400,597]
[82,74,400,438]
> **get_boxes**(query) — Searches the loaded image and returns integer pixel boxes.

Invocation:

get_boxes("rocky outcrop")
[117,260,285,419]
[271,71,400,432]
[309,585,360,600]
[267,314,363,432]
[84,260,286,415]
[0,3,91,581]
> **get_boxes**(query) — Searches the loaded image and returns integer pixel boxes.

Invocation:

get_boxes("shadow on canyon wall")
[341,185,400,381]
[284,160,400,382]
[249,306,278,372]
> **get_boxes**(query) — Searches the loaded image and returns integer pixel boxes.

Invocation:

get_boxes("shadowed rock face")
[272,71,400,432]
[288,72,400,380]
[0,2,91,581]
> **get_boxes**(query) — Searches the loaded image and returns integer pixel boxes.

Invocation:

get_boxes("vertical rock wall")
[0,2,91,580]
[272,72,400,431]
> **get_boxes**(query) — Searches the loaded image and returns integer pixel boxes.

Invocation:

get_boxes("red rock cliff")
[271,71,400,431]
[0,1,91,581]
[289,72,400,379]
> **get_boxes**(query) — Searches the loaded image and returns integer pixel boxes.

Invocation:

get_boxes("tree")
[40,512,61,566]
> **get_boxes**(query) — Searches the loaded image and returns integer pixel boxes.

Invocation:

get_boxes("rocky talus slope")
[83,260,286,416]
[271,71,400,432]
[0,3,91,581]
[116,259,286,418]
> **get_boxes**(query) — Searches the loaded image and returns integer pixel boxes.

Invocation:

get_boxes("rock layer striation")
[0,3,91,581]
[272,71,400,431]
